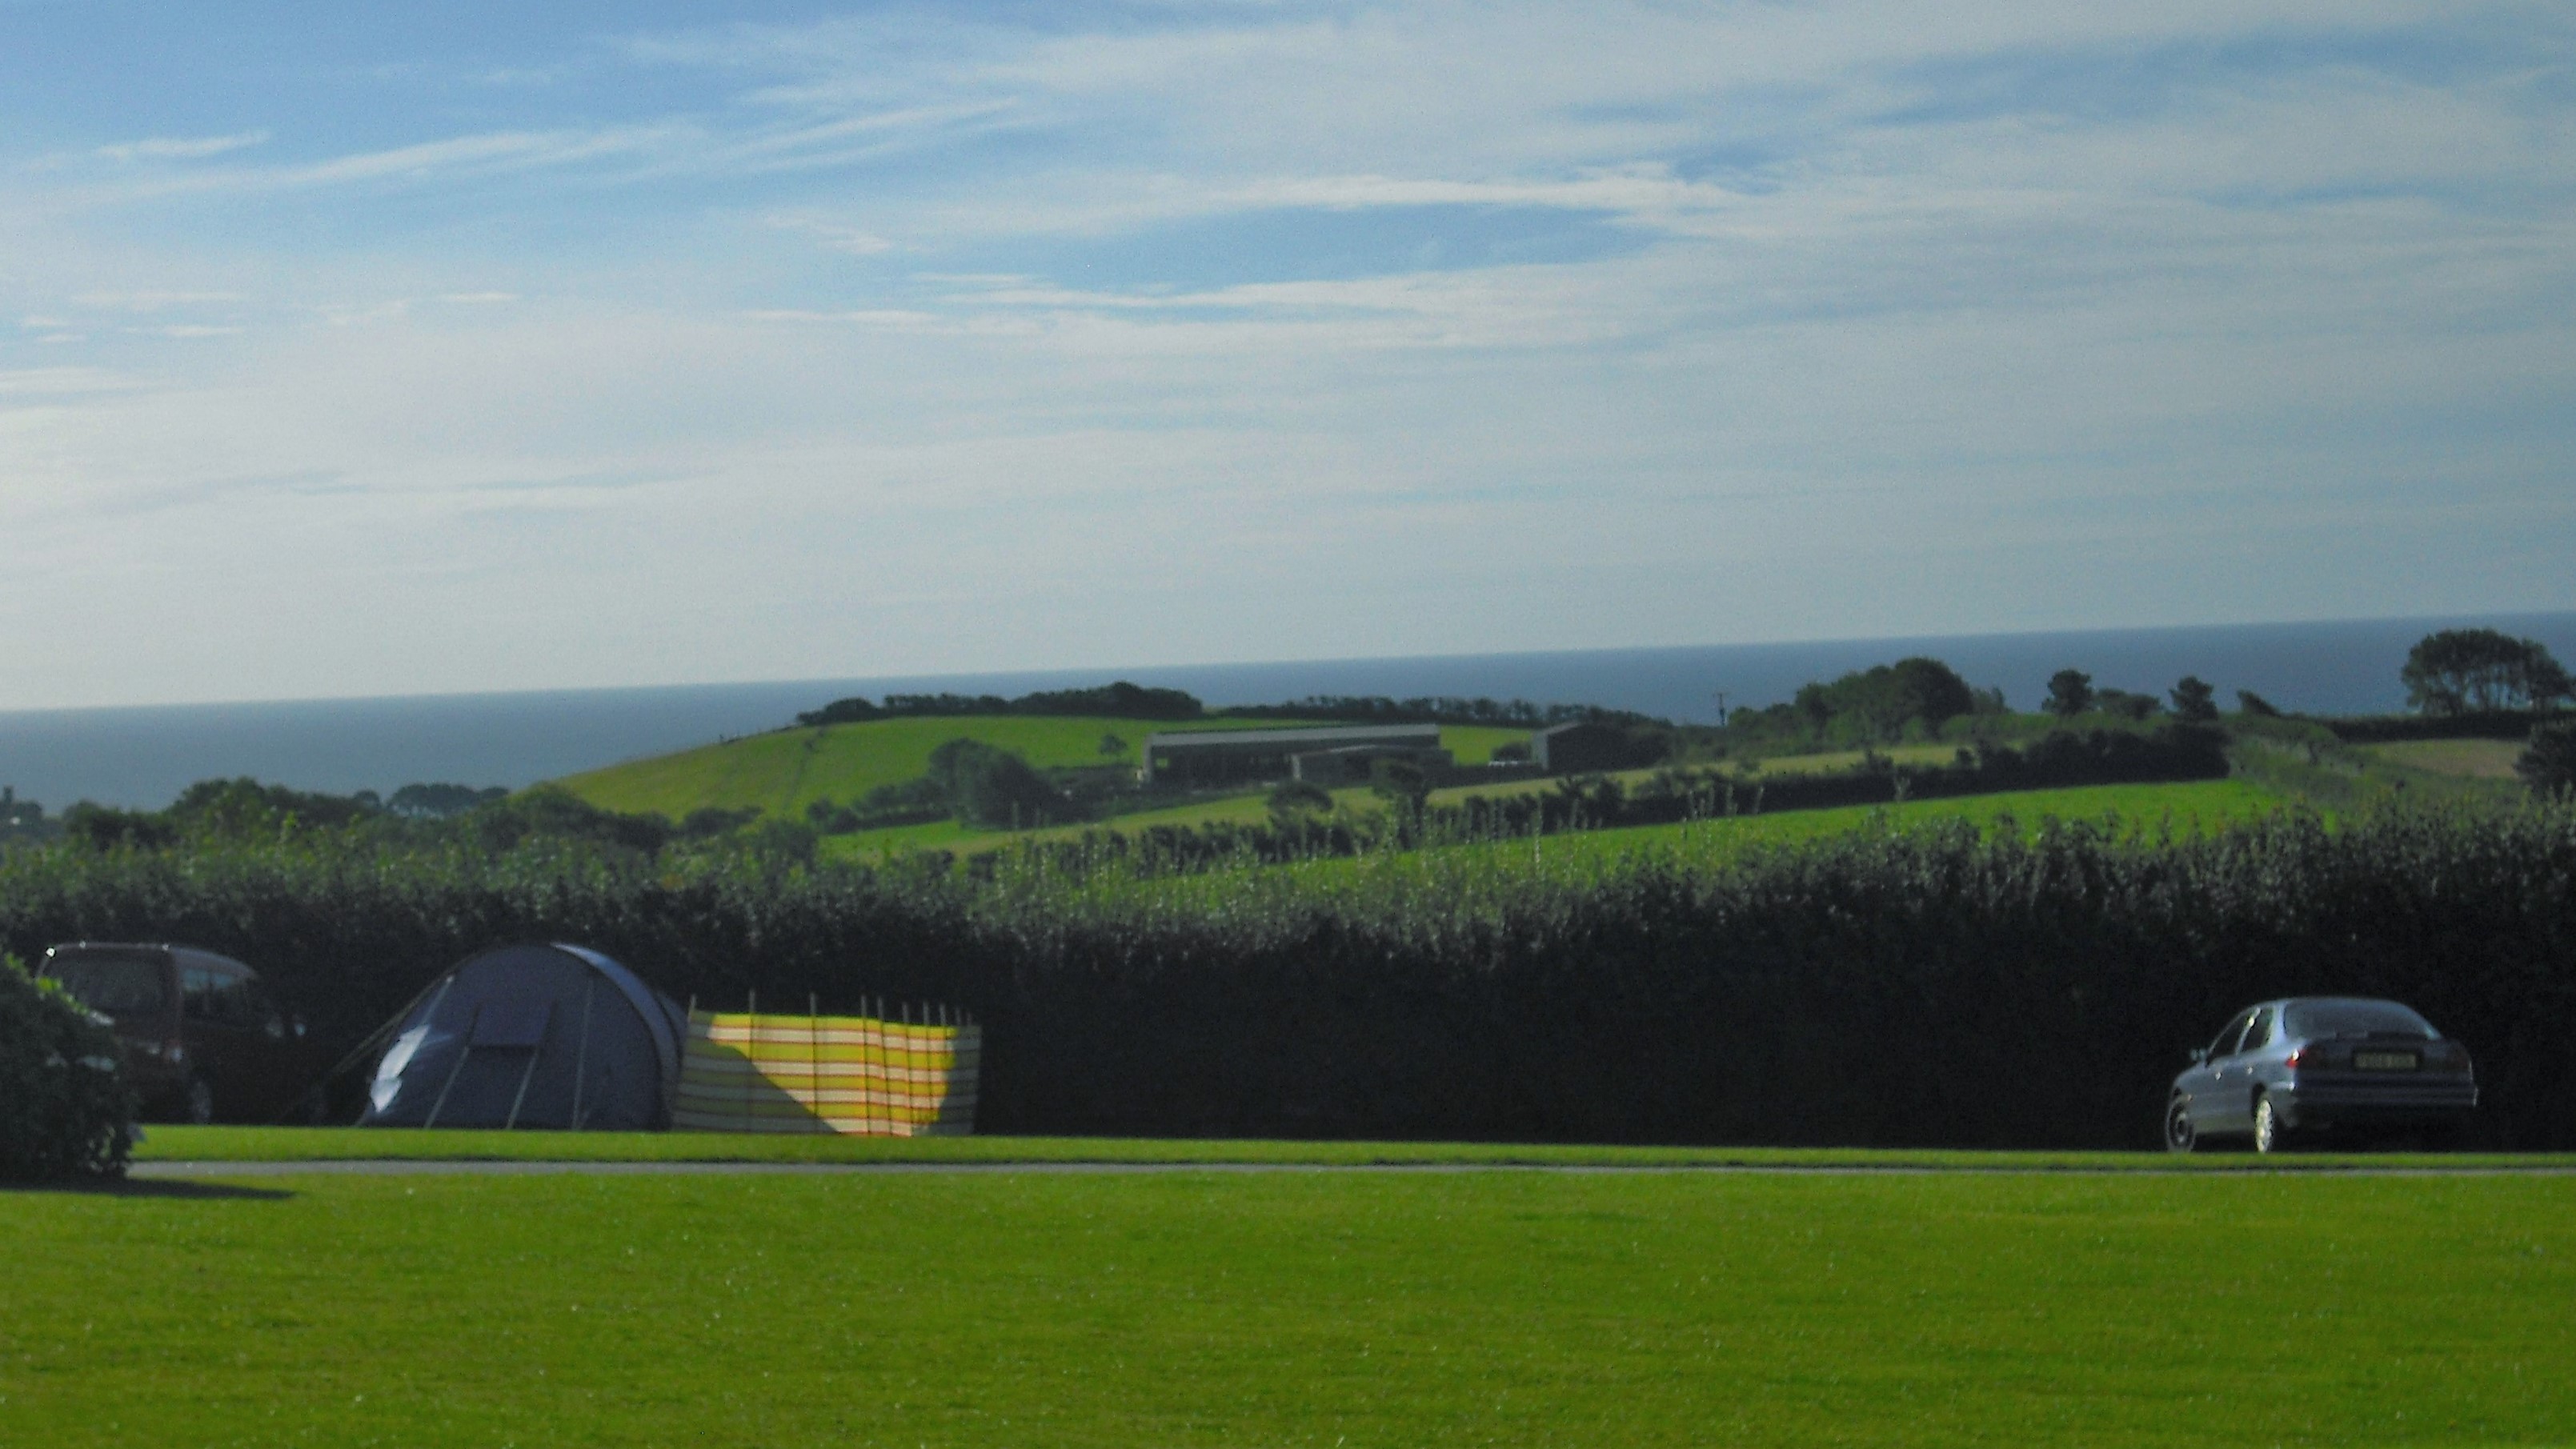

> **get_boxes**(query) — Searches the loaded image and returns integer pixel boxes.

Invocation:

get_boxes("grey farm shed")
[360,943,685,1130]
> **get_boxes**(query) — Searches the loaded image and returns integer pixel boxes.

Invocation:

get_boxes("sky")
[1,1,2570,710]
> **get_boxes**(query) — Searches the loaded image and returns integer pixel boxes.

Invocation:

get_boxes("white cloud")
[71,290,242,312]
[96,130,270,162]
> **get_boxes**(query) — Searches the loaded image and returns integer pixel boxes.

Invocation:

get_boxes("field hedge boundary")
[2,803,2571,1150]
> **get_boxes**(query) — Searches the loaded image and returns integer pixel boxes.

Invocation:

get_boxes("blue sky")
[2,1,2570,707]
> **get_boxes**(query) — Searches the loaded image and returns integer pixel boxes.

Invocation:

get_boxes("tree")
[2096,689,2162,722]
[1368,758,1431,819]
[1794,658,1980,740]
[2169,676,2219,725]
[2044,670,2095,719]
[2402,629,2574,715]
[1266,781,1333,826]
[924,739,1068,829]
[2518,721,2576,799]
[388,783,509,819]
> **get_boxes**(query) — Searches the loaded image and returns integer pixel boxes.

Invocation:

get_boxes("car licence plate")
[2354,1051,2420,1071]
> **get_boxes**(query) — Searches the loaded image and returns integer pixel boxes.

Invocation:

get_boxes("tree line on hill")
[796,681,1208,727]
[793,678,1681,737]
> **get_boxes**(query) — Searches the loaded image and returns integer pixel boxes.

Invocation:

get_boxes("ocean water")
[4,610,2570,811]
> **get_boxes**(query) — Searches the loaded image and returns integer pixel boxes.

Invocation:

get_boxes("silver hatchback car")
[2165,997,2477,1153]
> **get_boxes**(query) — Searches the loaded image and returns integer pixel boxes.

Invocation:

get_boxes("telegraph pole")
[1712,690,1729,727]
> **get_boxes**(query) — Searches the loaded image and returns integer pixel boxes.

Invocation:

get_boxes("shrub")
[2519,721,2576,799]
[0,955,133,1180]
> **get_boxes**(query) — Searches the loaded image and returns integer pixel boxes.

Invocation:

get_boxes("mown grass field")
[7,1163,2572,1446]
[558,716,1526,834]
[550,714,1237,820]
[1533,775,2294,860]
[2358,738,2528,779]
[1203,779,2296,898]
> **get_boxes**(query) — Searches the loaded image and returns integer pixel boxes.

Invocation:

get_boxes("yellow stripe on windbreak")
[674,1011,980,1137]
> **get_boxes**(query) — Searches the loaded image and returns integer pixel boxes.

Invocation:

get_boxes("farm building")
[1142,724,1447,786]
[1532,721,1631,773]
[1289,743,1458,787]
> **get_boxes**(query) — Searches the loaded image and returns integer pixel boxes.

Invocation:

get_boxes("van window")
[46,955,170,1019]
[183,968,220,1021]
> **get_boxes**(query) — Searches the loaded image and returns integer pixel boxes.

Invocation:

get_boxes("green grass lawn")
[6,1166,2572,1445]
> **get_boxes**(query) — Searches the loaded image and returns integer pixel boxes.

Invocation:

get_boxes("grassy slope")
[2359,738,2526,779]
[7,1170,2573,1445]
[557,718,1527,831]
[553,714,1285,821]
[1233,779,2292,894]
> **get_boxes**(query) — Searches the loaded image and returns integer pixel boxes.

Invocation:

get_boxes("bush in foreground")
[0,955,133,1179]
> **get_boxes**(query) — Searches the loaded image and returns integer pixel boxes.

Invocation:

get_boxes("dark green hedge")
[2,803,2571,1149]
[2324,709,2562,743]
[0,955,134,1179]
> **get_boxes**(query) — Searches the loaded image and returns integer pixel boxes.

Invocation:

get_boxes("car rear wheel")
[183,1075,215,1126]
[2252,1092,2288,1155]
[2164,1095,2198,1153]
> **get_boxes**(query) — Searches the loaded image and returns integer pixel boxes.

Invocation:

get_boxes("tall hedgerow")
[2,801,2571,1148]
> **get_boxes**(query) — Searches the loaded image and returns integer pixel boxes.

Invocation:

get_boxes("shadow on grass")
[1,1175,293,1201]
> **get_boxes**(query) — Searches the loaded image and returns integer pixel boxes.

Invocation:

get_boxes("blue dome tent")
[359,943,683,1131]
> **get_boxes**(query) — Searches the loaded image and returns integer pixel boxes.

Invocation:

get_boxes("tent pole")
[570,971,597,1130]
[323,971,455,1096]
[423,1034,473,1130]
[503,1043,543,1131]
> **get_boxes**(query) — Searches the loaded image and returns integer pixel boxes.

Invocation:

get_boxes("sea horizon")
[5,609,2571,811]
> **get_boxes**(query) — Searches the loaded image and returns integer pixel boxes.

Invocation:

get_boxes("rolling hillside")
[553,715,1536,823]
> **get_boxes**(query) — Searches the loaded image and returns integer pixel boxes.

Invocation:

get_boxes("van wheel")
[2164,1095,2197,1153]
[2253,1092,2288,1155]
[183,1076,215,1126]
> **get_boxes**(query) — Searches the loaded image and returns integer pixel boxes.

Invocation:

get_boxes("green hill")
[552,714,1244,820]
[553,715,1539,830]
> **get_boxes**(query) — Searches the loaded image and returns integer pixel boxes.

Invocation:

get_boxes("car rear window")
[46,955,170,1019]
[2285,999,2436,1039]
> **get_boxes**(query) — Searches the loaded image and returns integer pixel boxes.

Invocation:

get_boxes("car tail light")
[2283,1047,2308,1072]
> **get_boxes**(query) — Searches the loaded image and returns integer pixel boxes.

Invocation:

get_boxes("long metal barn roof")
[1143,723,1444,751]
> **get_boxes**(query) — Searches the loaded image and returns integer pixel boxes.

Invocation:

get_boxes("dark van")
[40,943,323,1124]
